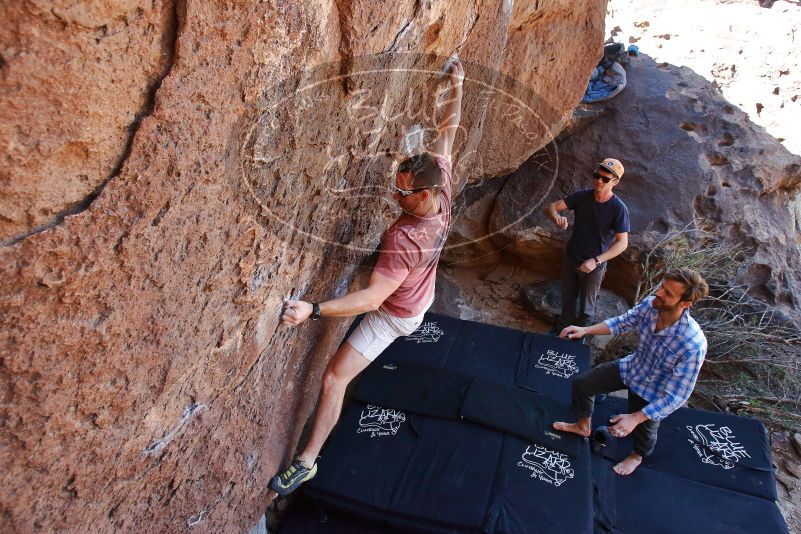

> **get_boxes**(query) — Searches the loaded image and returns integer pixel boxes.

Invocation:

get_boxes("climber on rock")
[269,58,464,496]
[553,268,709,475]
[544,158,630,337]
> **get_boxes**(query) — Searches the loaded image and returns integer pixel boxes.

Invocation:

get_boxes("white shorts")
[347,300,433,362]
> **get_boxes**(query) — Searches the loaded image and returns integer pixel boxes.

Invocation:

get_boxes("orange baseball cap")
[596,158,624,179]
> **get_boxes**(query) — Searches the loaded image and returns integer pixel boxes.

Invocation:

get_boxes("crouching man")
[553,268,709,475]
[268,59,464,496]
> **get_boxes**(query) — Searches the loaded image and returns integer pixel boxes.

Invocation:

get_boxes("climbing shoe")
[269,457,317,496]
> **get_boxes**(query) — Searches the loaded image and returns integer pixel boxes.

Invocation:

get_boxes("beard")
[652,296,681,312]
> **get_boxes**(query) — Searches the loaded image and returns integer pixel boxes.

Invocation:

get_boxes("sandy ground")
[431,263,551,332]
[606,0,801,156]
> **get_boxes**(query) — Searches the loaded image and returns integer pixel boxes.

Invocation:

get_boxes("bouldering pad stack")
[280,313,787,534]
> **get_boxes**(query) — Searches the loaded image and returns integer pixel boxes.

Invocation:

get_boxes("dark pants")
[571,360,660,457]
[558,255,607,328]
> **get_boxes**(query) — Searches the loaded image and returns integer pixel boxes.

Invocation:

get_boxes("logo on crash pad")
[405,322,444,344]
[535,350,579,379]
[357,405,406,437]
[686,424,751,469]
[517,445,575,486]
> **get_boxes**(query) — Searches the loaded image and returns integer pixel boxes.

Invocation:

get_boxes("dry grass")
[611,224,801,431]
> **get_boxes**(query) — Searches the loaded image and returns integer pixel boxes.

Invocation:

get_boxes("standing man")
[544,159,630,333]
[269,59,464,496]
[553,268,709,475]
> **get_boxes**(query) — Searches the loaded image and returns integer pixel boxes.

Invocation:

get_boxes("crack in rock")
[1,0,185,248]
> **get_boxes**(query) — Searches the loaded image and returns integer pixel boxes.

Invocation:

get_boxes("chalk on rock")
[441,53,460,78]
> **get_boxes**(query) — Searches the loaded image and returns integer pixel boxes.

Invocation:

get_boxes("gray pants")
[572,360,660,457]
[558,255,606,328]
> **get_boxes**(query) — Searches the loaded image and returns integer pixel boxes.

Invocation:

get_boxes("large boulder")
[448,53,801,320]
[550,54,801,316]
[442,174,509,267]
[607,0,801,155]
[0,1,607,532]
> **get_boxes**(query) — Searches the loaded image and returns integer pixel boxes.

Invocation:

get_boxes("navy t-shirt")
[564,189,630,263]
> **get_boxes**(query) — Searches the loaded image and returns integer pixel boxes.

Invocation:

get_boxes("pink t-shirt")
[374,156,453,318]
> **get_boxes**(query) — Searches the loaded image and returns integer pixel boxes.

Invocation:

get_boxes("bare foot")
[553,419,591,438]
[613,452,642,475]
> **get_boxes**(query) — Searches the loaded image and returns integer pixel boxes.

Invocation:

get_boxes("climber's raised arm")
[431,57,464,162]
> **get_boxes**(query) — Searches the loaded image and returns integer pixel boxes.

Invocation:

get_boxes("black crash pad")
[517,332,589,404]
[594,457,788,534]
[305,400,594,533]
[279,498,391,534]
[355,361,582,457]
[460,377,582,457]
[377,313,465,368]
[304,313,594,533]
[594,396,778,501]
[290,313,784,534]
[354,360,472,420]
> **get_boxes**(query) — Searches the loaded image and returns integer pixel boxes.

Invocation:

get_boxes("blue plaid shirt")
[605,296,707,422]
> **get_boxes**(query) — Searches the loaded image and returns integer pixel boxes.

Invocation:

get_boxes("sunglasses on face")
[593,170,616,183]
[394,185,437,197]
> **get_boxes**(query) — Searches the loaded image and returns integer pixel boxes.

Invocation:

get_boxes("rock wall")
[0,1,178,243]
[550,56,801,314]
[0,1,607,532]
